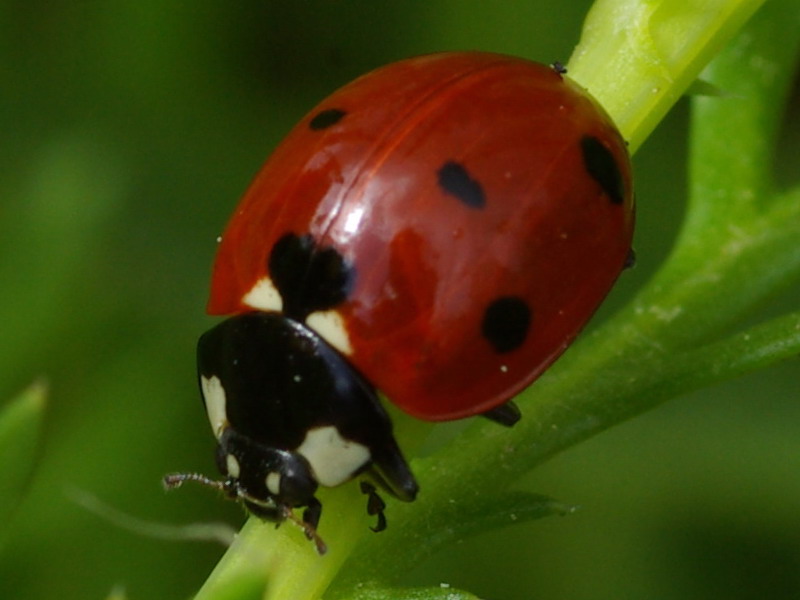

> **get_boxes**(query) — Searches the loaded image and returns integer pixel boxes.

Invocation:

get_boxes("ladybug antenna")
[162,472,232,495]
[162,472,328,554]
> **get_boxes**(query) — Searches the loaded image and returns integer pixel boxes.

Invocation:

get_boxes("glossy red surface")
[208,52,634,421]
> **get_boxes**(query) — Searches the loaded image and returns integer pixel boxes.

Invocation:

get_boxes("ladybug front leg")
[299,498,328,554]
[302,497,322,532]
[360,481,387,532]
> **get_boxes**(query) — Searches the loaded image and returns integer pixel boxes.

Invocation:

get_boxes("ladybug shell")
[208,52,634,421]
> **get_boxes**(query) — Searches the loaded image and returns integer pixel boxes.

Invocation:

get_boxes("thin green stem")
[568,0,766,152]
[194,484,369,600]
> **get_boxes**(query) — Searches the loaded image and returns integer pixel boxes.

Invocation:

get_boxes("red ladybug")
[166,52,634,552]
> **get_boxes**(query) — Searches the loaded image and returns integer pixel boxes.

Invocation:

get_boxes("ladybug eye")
[436,161,486,209]
[481,296,532,353]
[309,108,347,130]
[580,135,626,205]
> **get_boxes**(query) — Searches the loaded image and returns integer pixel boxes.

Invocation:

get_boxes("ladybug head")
[162,455,326,554]
[213,427,318,519]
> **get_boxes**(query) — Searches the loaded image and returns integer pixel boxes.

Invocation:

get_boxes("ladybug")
[165,51,634,553]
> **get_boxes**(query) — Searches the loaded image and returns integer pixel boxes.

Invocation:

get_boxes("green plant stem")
[194,484,366,600]
[568,0,766,152]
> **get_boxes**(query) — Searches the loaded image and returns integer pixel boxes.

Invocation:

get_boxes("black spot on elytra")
[268,233,354,320]
[309,108,346,130]
[437,161,486,209]
[481,297,531,354]
[580,136,625,205]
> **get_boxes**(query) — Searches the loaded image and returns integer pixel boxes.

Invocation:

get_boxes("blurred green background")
[1,1,799,599]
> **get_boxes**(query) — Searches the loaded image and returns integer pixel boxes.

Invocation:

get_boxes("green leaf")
[418,491,577,550]
[349,584,480,600]
[336,492,575,592]
[0,381,47,537]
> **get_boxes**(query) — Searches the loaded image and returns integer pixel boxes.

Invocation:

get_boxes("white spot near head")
[266,472,281,496]
[242,277,283,312]
[226,454,241,478]
[201,375,228,438]
[306,310,353,355]
[296,426,370,488]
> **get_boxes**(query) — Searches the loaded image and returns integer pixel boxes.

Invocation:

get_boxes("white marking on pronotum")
[266,472,281,496]
[226,454,241,479]
[296,426,370,487]
[306,310,353,355]
[243,277,283,312]
[201,375,228,438]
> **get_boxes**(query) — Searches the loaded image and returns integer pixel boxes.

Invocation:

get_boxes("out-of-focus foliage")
[0,1,798,599]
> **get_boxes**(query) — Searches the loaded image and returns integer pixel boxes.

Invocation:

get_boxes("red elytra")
[207,51,634,421]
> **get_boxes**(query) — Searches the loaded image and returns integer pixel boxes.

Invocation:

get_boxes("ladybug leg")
[360,481,387,532]
[482,400,521,427]
[243,496,327,554]
[281,499,327,555]
[302,497,322,532]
